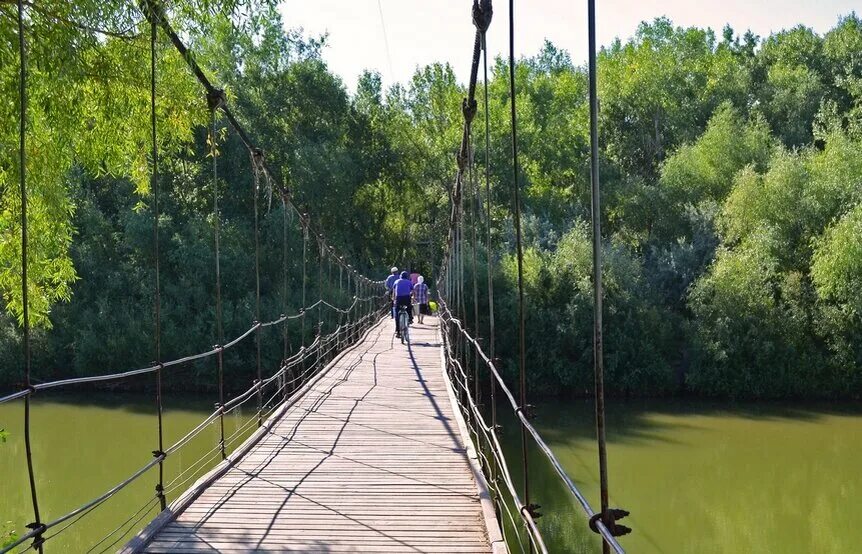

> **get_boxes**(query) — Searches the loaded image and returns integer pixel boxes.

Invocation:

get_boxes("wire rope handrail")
[438,301,625,553]
[440,324,547,552]
[0,298,371,406]
[5,0,389,551]
[0,307,386,554]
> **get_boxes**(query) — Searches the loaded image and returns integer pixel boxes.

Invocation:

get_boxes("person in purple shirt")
[393,271,414,335]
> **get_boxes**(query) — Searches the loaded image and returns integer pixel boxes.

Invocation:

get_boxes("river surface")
[496,398,862,553]
[2,395,861,552]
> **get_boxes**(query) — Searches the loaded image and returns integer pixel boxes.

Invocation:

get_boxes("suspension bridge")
[4,0,628,552]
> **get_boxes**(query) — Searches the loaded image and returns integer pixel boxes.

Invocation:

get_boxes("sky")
[277,0,859,92]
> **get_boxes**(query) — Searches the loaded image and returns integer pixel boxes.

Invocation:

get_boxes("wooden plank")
[130,317,498,553]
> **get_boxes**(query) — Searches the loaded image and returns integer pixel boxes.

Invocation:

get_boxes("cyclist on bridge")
[392,270,414,337]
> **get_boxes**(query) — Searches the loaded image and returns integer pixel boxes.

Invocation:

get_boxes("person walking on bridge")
[385,266,398,318]
[393,271,413,336]
[413,276,430,325]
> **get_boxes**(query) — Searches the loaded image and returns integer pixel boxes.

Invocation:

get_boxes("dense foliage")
[1,4,861,398]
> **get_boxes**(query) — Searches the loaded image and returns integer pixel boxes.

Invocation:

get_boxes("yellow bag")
[428,300,438,313]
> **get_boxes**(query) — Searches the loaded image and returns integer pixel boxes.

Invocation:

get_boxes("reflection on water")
[497,398,862,553]
[0,393,256,552]
[2,395,861,552]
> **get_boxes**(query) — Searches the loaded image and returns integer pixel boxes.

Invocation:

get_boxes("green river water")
[2,394,861,553]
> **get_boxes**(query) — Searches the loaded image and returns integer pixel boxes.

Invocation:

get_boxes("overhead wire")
[375,0,395,82]
[438,301,625,552]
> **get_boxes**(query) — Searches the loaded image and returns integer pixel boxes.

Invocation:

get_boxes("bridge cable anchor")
[523,503,542,519]
[206,88,226,111]
[25,522,46,550]
[589,508,632,537]
[515,403,536,420]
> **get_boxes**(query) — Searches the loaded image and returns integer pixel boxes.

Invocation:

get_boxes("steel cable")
[440,317,546,552]
[16,1,44,551]
[147,7,168,512]
[504,1,533,541]
[0,308,383,554]
[587,0,617,549]
[480,26,499,489]
[438,302,624,552]
[85,495,160,554]
[1,4,386,550]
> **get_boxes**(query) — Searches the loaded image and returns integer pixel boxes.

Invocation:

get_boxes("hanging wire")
[587,0,620,548]
[468,118,480,410]
[250,149,264,427]
[301,217,308,349]
[17,1,45,551]
[327,250,333,335]
[208,90,227,460]
[480,24,498,487]
[0,4,389,550]
[316,237,324,368]
[507,0,534,534]
[148,4,167,513]
[282,195,290,399]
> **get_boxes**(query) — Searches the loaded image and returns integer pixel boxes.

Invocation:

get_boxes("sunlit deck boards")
[130,316,499,553]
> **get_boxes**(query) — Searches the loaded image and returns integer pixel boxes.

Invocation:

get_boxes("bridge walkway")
[128,316,501,553]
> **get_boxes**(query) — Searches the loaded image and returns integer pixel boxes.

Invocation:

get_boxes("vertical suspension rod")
[210,97,227,460]
[251,152,263,427]
[469,127,480,408]
[507,0,532,533]
[282,197,290,398]
[17,2,44,550]
[481,27,498,490]
[301,219,308,348]
[149,9,167,512]
[588,0,611,550]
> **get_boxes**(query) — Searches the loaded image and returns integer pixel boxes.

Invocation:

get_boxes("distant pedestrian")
[385,266,398,318]
[410,268,420,286]
[413,276,430,324]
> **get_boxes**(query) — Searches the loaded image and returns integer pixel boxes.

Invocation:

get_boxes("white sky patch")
[278,0,859,92]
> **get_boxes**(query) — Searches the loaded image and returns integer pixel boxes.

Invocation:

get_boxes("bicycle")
[396,303,410,344]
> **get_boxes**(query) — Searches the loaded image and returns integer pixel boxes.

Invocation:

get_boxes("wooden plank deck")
[129,316,503,553]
